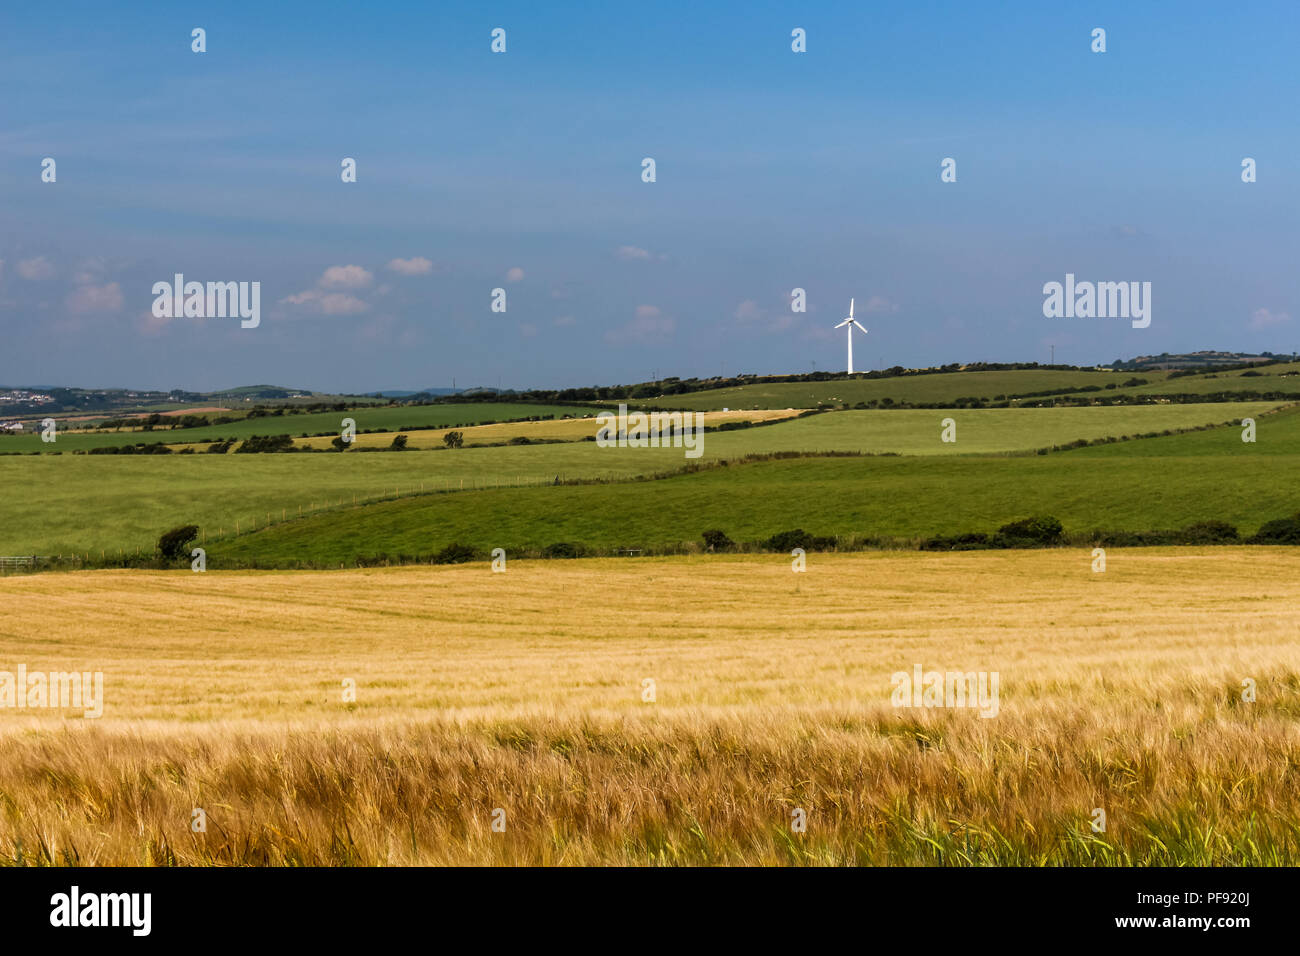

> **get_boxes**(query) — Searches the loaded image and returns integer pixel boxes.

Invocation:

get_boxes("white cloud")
[554,315,576,327]
[615,245,652,261]
[635,304,660,318]
[281,289,370,315]
[17,256,54,280]
[386,257,433,276]
[281,263,376,316]
[506,267,525,282]
[519,322,538,338]
[734,299,762,321]
[1250,307,1291,330]
[319,264,373,289]
[66,282,123,314]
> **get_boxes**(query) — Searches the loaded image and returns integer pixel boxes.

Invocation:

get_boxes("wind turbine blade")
[849,298,855,318]
[853,320,869,334]
[834,319,851,328]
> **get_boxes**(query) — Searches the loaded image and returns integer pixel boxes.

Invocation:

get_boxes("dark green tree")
[157,525,199,561]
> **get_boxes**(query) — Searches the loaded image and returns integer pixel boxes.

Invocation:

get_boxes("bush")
[702,529,735,552]
[1089,529,1179,547]
[992,515,1064,547]
[389,434,409,450]
[1091,521,1240,547]
[88,441,173,455]
[763,528,835,552]
[1250,513,1300,544]
[919,532,990,551]
[541,541,581,559]
[433,542,476,564]
[1180,520,1239,544]
[330,436,350,452]
[443,431,464,448]
[157,524,199,561]
[235,434,295,454]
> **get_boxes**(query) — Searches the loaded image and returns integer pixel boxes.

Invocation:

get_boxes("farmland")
[614,363,1300,410]
[213,443,1300,566]
[284,407,798,450]
[1,550,1297,864]
[2,385,1298,868]
[0,402,594,454]
[0,402,1283,557]
[613,368,1148,410]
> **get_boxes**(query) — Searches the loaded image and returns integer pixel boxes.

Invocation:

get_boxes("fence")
[0,556,44,573]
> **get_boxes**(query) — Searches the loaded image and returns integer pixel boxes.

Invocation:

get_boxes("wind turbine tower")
[835,298,869,374]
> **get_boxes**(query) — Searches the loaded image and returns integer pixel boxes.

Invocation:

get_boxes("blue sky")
[2,1,1297,391]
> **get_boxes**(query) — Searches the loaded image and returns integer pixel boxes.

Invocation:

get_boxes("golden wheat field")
[1,550,1298,865]
[162,407,805,452]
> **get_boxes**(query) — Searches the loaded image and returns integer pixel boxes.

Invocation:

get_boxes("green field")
[617,368,1147,410]
[0,402,1287,557]
[1116,361,1300,397]
[1068,405,1299,456]
[0,402,593,454]
[210,446,1300,565]
[682,403,1277,456]
[616,363,1300,410]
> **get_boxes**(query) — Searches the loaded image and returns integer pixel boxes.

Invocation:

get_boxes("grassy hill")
[614,369,1141,410]
[286,402,1273,457]
[1115,362,1300,397]
[0,403,1280,556]
[211,446,1300,566]
[613,363,1300,410]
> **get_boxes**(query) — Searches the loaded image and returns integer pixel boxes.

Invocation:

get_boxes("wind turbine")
[835,298,869,374]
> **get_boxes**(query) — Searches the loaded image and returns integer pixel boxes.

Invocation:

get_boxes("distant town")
[0,389,55,406]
